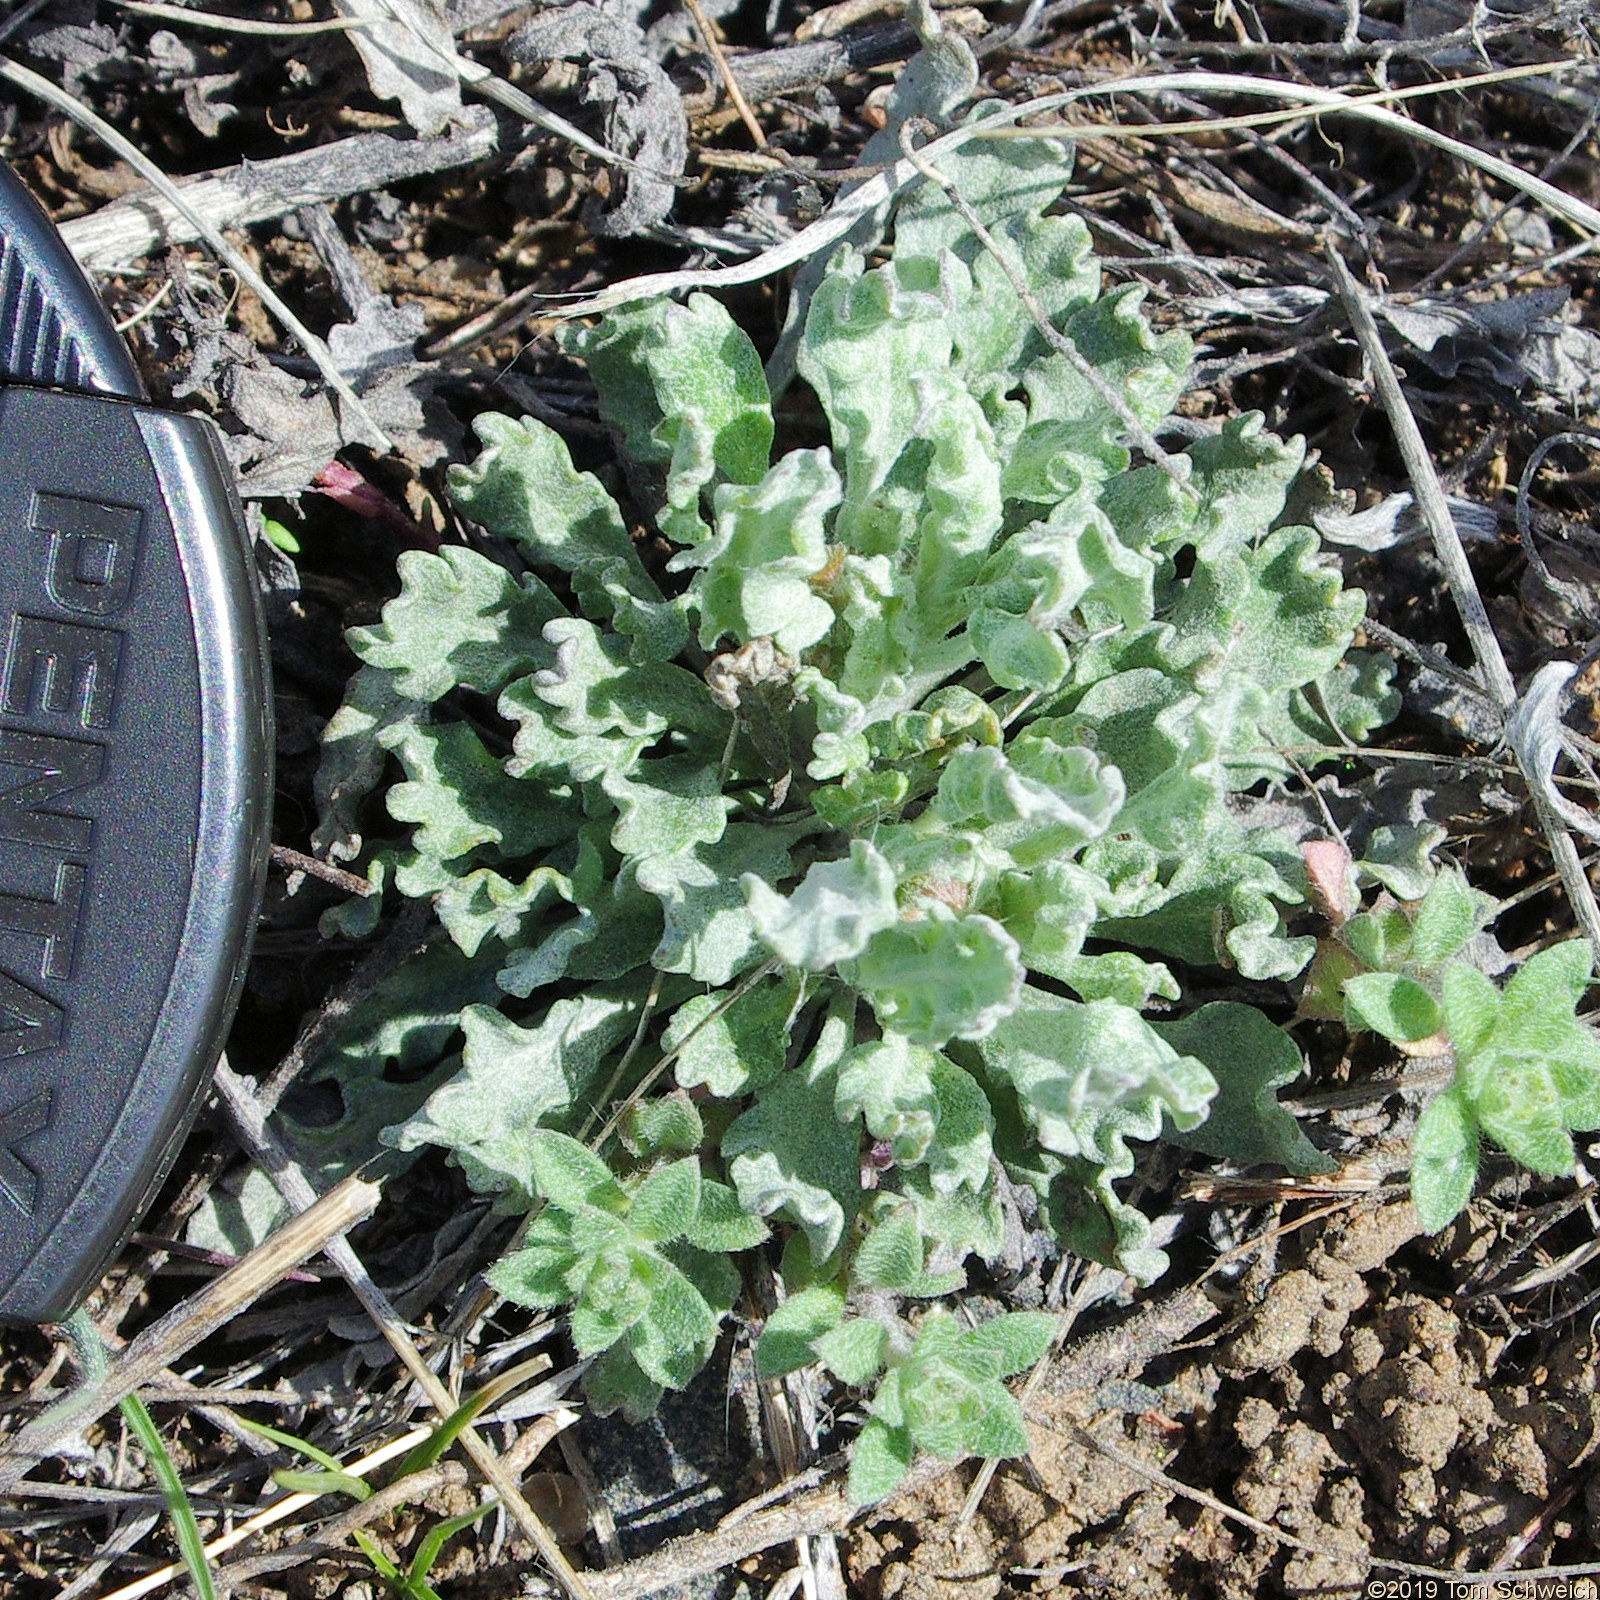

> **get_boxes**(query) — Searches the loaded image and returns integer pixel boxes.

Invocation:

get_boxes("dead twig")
[549,62,1595,322]
[270,843,380,900]
[58,115,500,271]
[683,0,768,149]
[0,1176,380,1494]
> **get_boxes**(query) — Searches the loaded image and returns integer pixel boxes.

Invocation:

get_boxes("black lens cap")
[0,164,271,1323]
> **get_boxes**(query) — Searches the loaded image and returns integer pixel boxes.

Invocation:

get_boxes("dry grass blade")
[1325,243,1600,956]
[211,1063,598,1600]
[95,1426,436,1600]
[545,61,1595,320]
[0,1175,380,1494]
[106,0,373,33]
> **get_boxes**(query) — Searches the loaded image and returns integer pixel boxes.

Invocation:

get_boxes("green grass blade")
[234,1414,349,1474]
[391,1354,555,1482]
[353,1529,403,1581]
[119,1393,216,1600]
[270,1467,375,1502]
[406,1499,497,1592]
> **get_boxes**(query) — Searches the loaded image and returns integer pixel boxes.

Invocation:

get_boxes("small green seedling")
[354,1499,497,1600]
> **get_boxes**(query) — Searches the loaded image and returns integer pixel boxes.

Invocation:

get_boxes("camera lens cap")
[0,162,271,1324]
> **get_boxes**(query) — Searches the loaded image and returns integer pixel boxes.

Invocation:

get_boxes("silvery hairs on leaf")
[335,0,465,138]
[509,2,687,237]
[1506,661,1600,843]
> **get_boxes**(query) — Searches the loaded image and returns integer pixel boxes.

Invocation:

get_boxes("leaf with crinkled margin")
[312,664,417,863]
[425,862,570,958]
[892,130,1095,385]
[934,737,1123,868]
[897,1166,1005,1259]
[191,940,500,1256]
[499,676,648,785]
[894,125,1073,263]
[529,617,728,747]
[601,754,730,862]
[1183,413,1305,557]
[1358,823,1446,902]
[979,988,1216,1161]
[529,881,664,991]
[851,908,1024,1047]
[675,447,841,654]
[1252,649,1400,761]
[905,384,1003,639]
[636,821,809,985]
[1095,462,1198,553]
[1057,951,1178,1008]
[566,293,773,486]
[1165,526,1366,695]
[380,720,581,864]
[346,545,564,703]
[967,504,1154,691]
[1157,1002,1334,1175]
[384,985,646,1205]
[1024,284,1191,435]
[1043,1147,1175,1285]
[836,1035,942,1166]
[666,968,802,1097]
[1088,817,1313,982]
[798,249,956,554]
[824,551,897,709]
[745,838,900,971]
[448,413,680,661]
[724,1000,861,1263]
[993,860,1100,981]
[1047,675,1261,854]
[655,410,717,548]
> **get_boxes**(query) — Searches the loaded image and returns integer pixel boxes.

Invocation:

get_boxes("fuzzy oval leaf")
[1408,870,1488,970]
[629,1265,719,1390]
[628,1158,701,1243]
[1410,1086,1481,1232]
[529,1131,627,1214]
[1476,1059,1574,1175]
[848,1416,914,1507]
[1502,938,1594,1020]
[958,1311,1059,1379]
[1438,961,1501,1063]
[1342,973,1442,1045]
[757,1284,847,1379]
[852,1211,926,1292]
[685,1179,770,1252]
[814,1318,889,1387]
